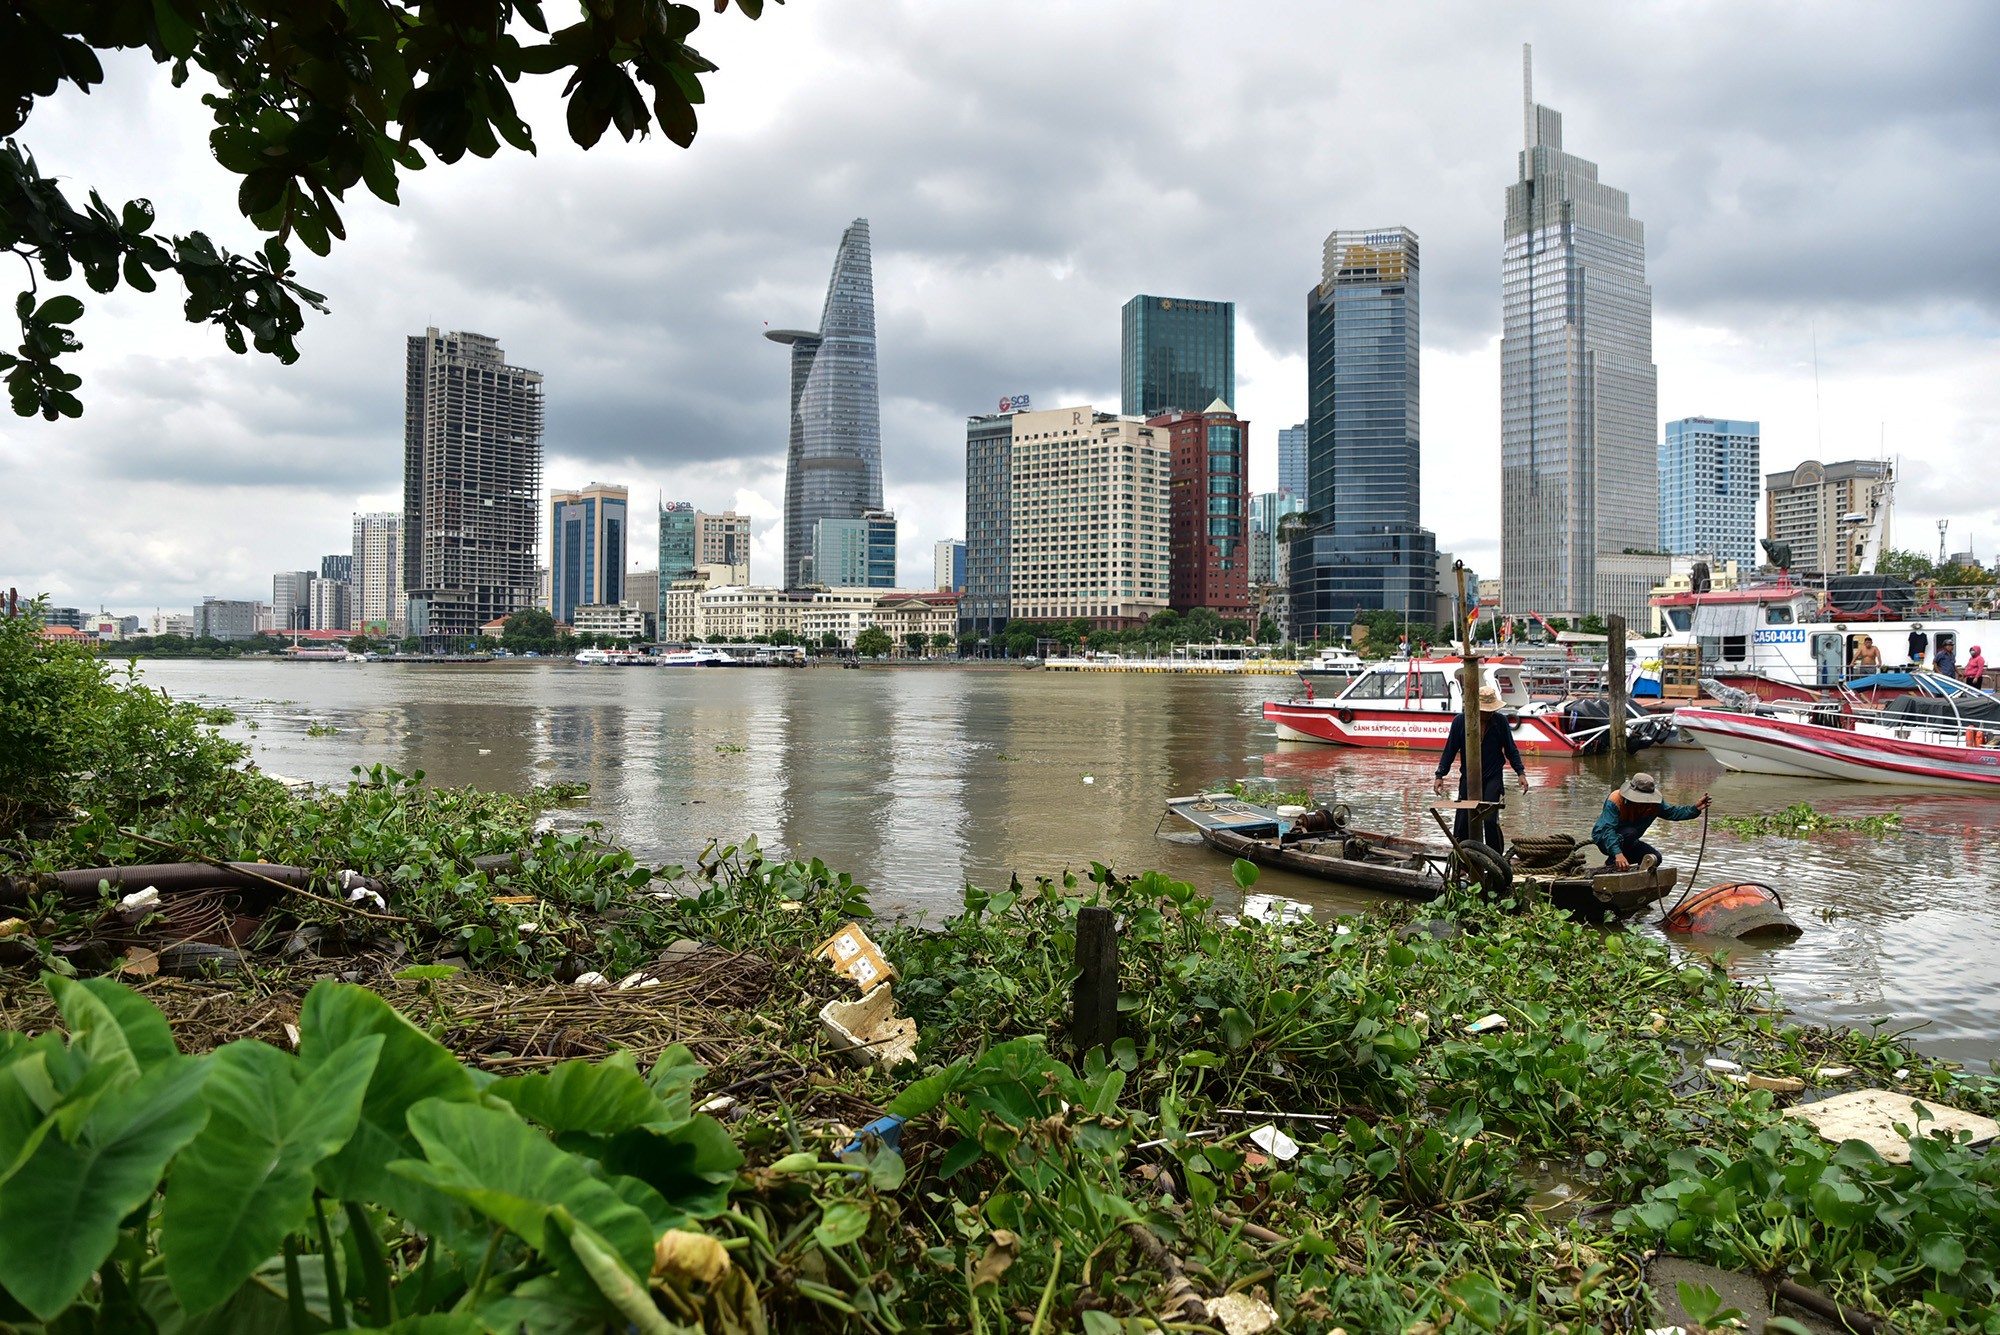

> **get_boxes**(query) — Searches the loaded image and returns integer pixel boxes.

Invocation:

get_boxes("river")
[136,658,2000,1071]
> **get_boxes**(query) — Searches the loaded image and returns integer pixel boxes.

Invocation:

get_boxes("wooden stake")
[1071,906,1118,1060]
[1455,562,1481,805]
[1608,613,1629,767]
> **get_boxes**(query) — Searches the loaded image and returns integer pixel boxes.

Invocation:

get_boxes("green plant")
[1721,802,1902,838]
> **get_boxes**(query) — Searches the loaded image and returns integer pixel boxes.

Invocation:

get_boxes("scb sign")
[998,394,1032,413]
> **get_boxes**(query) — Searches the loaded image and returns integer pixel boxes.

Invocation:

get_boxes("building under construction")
[402,328,544,643]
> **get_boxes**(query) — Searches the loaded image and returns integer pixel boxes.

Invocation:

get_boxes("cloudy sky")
[7,0,1999,614]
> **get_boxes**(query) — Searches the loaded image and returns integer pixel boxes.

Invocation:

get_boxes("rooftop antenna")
[1523,43,1533,149]
[1938,519,1949,566]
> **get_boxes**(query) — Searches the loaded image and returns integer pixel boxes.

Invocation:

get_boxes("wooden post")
[1608,613,1629,767]
[1071,906,1119,1060]
[1455,562,1481,804]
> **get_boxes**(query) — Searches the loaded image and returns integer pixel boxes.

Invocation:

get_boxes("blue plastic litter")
[842,1114,906,1156]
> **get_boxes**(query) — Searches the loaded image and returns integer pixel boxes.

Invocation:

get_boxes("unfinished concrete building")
[402,329,544,643]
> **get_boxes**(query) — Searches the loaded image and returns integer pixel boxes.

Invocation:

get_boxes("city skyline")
[9,4,1996,614]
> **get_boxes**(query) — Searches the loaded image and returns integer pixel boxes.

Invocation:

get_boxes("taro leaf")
[937,1137,983,1179]
[48,975,179,1072]
[491,1051,671,1135]
[0,1057,211,1320]
[885,1063,966,1119]
[814,1200,871,1249]
[361,1315,490,1332]
[476,1274,621,1335]
[161,1034,384,1314]
[1231,858,1259,891]
[391,1098,655,1282]
[1444,1272,1509,1328]
[593,1117,743,1227]
[1919,1233,1967,1276]
[543,1208,677,1335]
[298,982,476,1202]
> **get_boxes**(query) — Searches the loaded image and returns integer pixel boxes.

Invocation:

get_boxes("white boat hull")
[1677,707,2000,788]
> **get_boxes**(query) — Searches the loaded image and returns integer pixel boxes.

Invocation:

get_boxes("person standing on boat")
[1935,641,1958,680]
[1593,773,1709,870]
[1854,636,1883,671]
[1431,684,1529,853]
[1966,645,1988,689]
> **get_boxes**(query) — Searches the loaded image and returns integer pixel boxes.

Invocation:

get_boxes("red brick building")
[1153,399,1250,617]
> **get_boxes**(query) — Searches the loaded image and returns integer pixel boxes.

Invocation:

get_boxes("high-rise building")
[1120,295,1234,419]
[933,539,967,592]
[309,578,351,632]
[1660,418,1760,569]
[694,511,752,575]
[1764,459,1893,576]
[350,511,403,633]
[767,219,882,590]
[1290,227,1438,641]
[1002,404,1169,629]
[962,410,1018,637]
[1156,400,1251,617]
[625,570,659,633]
[808,509,896,588]
[549,482,628,624]
[320,554,352,583]
[1276,423,1308,501]
[272,570,314,631]
[659,503,696,579]
[1500,47,1662,623]
[1249,491,1306,589]
[194,598,259,641]
[403,328,544,642]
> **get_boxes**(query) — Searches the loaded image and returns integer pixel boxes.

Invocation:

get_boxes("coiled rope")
[1509,832,1586,877]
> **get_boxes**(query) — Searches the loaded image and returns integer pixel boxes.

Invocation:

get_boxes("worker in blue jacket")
[1593,772,1709,869]
[1432,684,1529,852]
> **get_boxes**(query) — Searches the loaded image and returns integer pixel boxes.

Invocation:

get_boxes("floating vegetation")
[716,742,747,754]
[532,780,592,803]
[1721,802,1903,838]
[1216,777,1316,806]
[304,720,338,737]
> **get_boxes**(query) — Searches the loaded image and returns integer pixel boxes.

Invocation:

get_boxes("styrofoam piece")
[573,971,610,988]
[816,922,896,993]
[819,983,919,1071]
[1205,1293,1278,1335]
[1784,1088,1999,1164]
[118,887,161,921]
[1702,1057,1741,1073]
[1247,1124,1299,1161]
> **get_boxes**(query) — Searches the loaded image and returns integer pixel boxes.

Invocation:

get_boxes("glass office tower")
[1500,47,1659,621]
[1289,228,1437,641]
[1659,418,1760,569]
[1120,295,1234,419]
[767,219,883,590]
[1276,423,1308,500]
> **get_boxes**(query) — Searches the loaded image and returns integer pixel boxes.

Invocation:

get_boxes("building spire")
[1522,43,1533,150]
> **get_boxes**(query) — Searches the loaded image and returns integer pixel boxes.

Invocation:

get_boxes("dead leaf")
[971,1229,1019,1290]
[119,947,159,978]
[653,1229,732,1287]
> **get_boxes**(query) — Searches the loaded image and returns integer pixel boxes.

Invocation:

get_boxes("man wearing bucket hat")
[1431,683,1529,853]
[1592,772,1709,870]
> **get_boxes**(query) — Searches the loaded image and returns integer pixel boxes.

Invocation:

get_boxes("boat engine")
[1662,882,1802,940]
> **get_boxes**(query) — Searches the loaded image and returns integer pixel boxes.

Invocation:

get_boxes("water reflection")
[135,660,2000,1069]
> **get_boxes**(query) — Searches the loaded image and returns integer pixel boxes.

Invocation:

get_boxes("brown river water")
[137,659,2000,1071]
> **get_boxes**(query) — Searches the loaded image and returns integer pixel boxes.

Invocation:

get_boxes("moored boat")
[657,647,737,668]
[1677,675,2000,788]
[1163,794,1678,916]
[1263,657,1665,756]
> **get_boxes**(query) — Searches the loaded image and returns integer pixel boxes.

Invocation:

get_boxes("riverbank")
[4,758,1996,1332]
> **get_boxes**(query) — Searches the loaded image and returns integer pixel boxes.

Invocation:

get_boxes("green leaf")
[1919,1233,1967,1276]
[885,1064,964,1119]
[391,965,460,981]
[161,1035,383,1314]
[0,1057,211,1320]
[52,976,179,1072]
[298,983,476,1202]
[1081,1312,1123,1335]
[937,1137,983,1179]
[33,295,85,325]
[391,1099,655,1282]
[1231,858,1259,891]
[491,1051,670,1134]
[1220,1007,1254,1052]
[814,1200,870,1248]
[544,1210,674,1335]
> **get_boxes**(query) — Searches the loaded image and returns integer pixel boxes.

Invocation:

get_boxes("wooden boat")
[1163,794,1678,917]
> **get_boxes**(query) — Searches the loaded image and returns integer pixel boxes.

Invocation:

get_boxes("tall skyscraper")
[272,570,314,632]
[309,577,351,632]
[962,409,1017,637]
[1121,296,1234,419]
[403,328,544,641]
[991,404,1168,628]
[1157,400,1251,617]
[319,554,352,583]
[1660,417,1760,569]
[350,511,403,633]
[767,219,882,591]
[549,482,628,623]
[1290,227,1437,641]
[1500,47,1661,622]
[808,510,897,588]
[1276,423,1308,501]
[694,511,753,574]
[1764,459,1893,576]
[934,539,966,592]
[1250,491,1305,588]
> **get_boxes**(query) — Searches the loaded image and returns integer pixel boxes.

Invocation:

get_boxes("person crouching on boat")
[1431,685,1529,853]
[1593,772,1709,870]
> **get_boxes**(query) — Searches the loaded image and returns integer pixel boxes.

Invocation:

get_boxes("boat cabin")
[1330,658,1534,712]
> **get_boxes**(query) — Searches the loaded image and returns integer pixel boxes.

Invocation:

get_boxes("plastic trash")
[819,985,919,1070]
[1247,1124,1300,1161]
[573,971,610,988]
[816,923,896,993]
[1702,1057,1742,1073]
[1464,1013,1508,1034]
[117,887,161,922]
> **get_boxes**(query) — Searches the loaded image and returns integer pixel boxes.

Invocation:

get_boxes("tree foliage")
[1,0,776,416]
[1878,548,1996,587]
[853,626,891,658]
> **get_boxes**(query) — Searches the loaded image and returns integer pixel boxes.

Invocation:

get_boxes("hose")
[1661,806,1711,921]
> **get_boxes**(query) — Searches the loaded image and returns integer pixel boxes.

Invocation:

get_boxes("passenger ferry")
[1263,656,1666,755]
